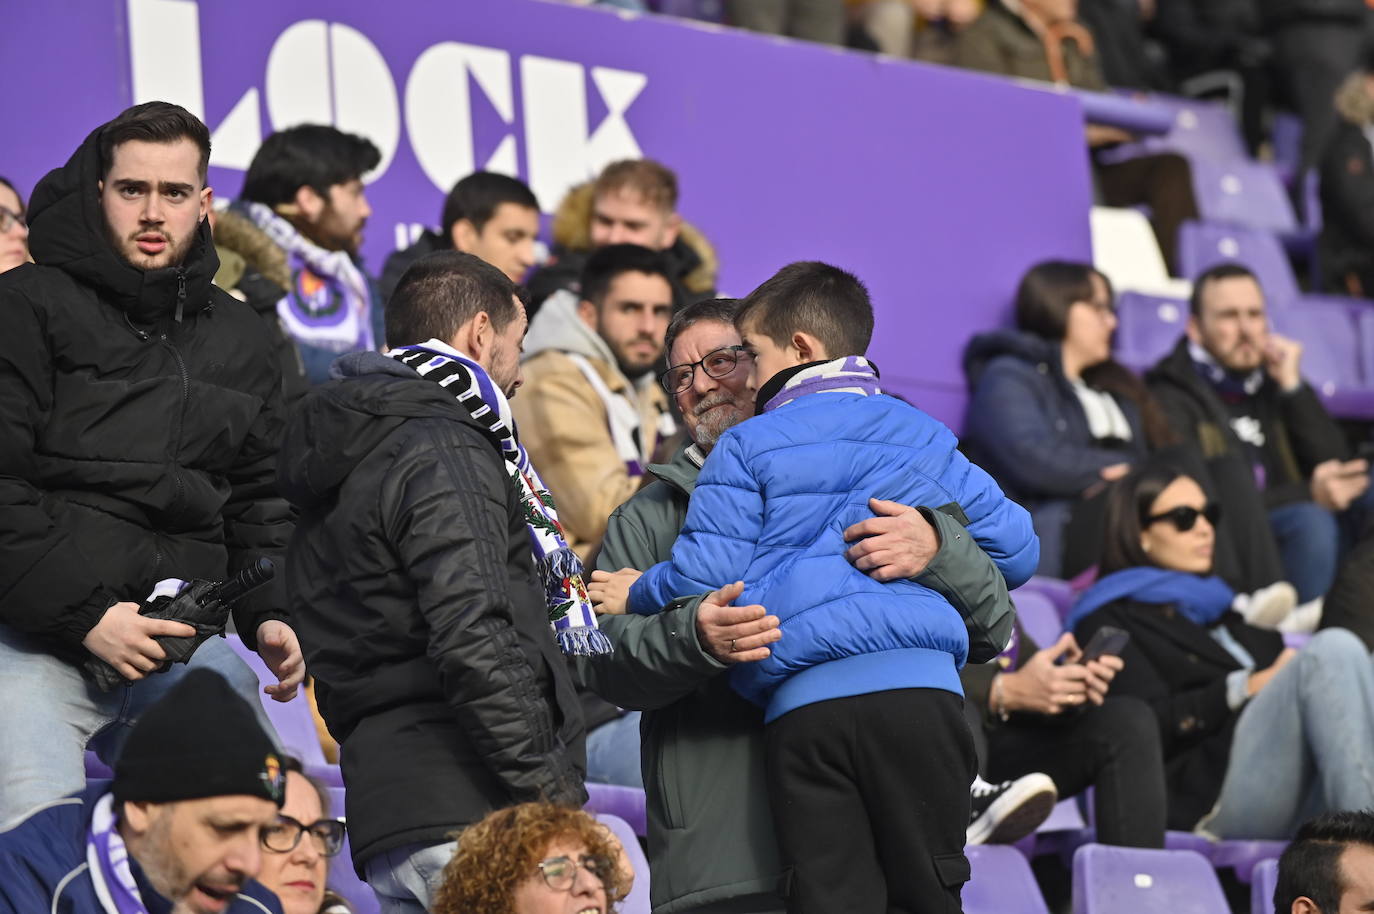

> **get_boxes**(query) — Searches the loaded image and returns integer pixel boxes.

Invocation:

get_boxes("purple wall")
[0,0,1092,428]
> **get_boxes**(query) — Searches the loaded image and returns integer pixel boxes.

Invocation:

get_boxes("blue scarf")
[1066,567,1234,631]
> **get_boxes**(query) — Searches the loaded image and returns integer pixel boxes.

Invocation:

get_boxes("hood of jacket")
[215,204,291,290]
[549,180,719,295]
[26,122,220,325]
[962,328,1062,387]
[523,287,620,365]
[278,351,484,509]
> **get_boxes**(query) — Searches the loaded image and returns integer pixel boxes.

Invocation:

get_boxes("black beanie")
[113,668,286,807]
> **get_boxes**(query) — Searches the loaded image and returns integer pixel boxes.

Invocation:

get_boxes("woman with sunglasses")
[256,757,353,914]
[432,803,630,914]
[1067,461,1374,840]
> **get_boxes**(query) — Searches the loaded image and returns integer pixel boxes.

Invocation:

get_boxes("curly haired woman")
[431,803,631,914]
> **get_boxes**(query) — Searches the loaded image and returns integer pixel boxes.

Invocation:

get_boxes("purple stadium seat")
[1102,96,1248,167]
[1252,858,1279,914]
[586,783,648,838]
[1271,113,1303,187]
[1211,839,1286,884]
[1072,844,1228,914]
[1189,158,1298,235]
[597,813,652,914]
[964,845,1052,914]
[1270,304,1374,420]
[1011,589,1062,652]
[86,751,114,779]
[1114,291,1189,371]
[1177,222,1301,306]
[326,786,382,914]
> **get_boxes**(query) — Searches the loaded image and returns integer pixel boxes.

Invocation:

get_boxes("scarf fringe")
[557,626,614,657]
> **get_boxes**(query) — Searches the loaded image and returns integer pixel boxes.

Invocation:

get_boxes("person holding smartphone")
[1070,461,1374,840]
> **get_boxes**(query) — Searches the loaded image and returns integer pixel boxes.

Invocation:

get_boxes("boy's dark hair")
[1015,260,1112,342]
[440,172,540,241]
[664,298,739,363]
[579,244,674,309]
[734,261,874,356]
[593,159,678,214]
[1190,263,1259,318]
[386,250,521,349]
[99,102,211,183]
[240,125,381,207]
[1275,811,1374,913]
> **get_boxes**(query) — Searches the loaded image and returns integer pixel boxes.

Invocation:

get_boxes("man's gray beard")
[689,394,748,452]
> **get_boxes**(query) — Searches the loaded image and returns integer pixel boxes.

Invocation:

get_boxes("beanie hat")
[113,668,286,807]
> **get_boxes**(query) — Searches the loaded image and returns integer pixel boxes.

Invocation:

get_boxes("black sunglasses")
[1145,502,1221,532]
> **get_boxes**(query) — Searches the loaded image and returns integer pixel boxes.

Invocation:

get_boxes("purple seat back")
[325,786,382,914]
[1072,844,1227,914]
[1210,839,1286,884]
[1012,589,1062,651]
[1189,159,1298,235]
[1105,97,1247,166]
[597,813,652,914]
[1270,113,1303,187]
[1251,858,1279,914]
[225,635,329,770]
[1269,305,1366,395]
[586,783,648,837]
[964,845,1052,914]
[1114,292,1188,371]
[1177,222,1301,307]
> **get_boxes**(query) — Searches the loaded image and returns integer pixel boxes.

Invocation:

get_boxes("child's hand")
[588,568,642,615]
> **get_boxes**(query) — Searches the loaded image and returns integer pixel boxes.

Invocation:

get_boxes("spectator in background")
[1319,50,1374,299]
[1071,462,1374,840]
[1077,0,1171,91]
[380,171,541,303]
[953,0,1200,272]
[847,0,982,62]
[0,669,287,912]
[1274,810,1374,914]
[431,803,631,914]
[229,125,382,385]
[0,101,303,827]
[278,251,587,913]
[726,0,846,44]
[0,177,29,273]
[256,757,352,914]
[1147,264,1368,610]
[528,159,717,314]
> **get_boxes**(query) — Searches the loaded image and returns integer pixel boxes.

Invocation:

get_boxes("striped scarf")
[390,340,610,656]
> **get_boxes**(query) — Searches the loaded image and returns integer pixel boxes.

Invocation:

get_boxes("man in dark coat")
[0,102,303,826]
[278,251,586,911]
[1147,263,1366,605]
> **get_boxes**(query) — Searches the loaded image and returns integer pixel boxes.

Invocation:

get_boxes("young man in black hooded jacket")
[0,102,303,826]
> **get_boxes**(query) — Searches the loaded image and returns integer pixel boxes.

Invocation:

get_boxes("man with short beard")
[0,669,289,913]
[0,101,304,826]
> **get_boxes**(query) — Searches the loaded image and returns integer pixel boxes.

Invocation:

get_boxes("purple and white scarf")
[390,340,611,656]
[762,356,884,413]
[86,792,151,914]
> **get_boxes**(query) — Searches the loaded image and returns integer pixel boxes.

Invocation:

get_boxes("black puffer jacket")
[0,123,291,658]
[277,352,586,870]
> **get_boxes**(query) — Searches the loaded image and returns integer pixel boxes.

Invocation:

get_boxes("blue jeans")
[586,710,644,789]
[363,840,456,913]
[1199,628,1374,838]
[0,623,269,827]
[1269,486,1374,603]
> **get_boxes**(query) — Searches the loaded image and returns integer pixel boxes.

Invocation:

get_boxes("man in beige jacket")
[513,244,677,561]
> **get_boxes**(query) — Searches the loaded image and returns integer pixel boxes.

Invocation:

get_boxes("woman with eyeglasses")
[256,757,352,914]
[432,803,630,914]
[1067,460,1374,840]
[0,177,29,274]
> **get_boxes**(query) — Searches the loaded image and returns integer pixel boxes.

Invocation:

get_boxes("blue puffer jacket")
[0,785,284,914]
[628,391,1038,723]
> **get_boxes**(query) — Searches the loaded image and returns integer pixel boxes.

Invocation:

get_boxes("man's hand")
[844,498,940,582]
[82,601,196,682]
[1310,458,1371,512]
[588,568,643,616]
[998,633,1093,715]
[1083,654,1123,706]
[256,620,305,702]
[1247,647,1298,697]
[1099,462,1131,482]
[1264,333,1303,392]
[696,581,781,664]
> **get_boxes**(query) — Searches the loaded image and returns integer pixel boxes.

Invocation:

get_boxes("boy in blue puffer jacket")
[621,262,1039,914]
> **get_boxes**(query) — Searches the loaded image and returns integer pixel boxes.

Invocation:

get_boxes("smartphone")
[1354,441,1374,464]
[1080,626,1130,663]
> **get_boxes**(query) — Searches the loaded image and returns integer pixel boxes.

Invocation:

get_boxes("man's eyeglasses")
[1145,502,1221,532]
[0,207,25,234]
[659,345,752,395]
[261,814,346,857]
[535,854,615,892]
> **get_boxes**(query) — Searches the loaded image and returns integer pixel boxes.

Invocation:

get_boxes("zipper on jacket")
[158,329,190,517]
[173,269,187,323]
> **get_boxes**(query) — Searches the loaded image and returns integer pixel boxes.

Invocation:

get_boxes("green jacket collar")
[646,442,706,497]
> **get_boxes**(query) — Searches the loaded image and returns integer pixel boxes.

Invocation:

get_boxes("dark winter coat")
[378,229,445,308]
[0,124,292,658]
[1073,598,1283,830]
[1318,120,1374,298]
[277,352,586,872]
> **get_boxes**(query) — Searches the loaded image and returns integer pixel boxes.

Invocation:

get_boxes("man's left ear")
[200,186,213,223]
